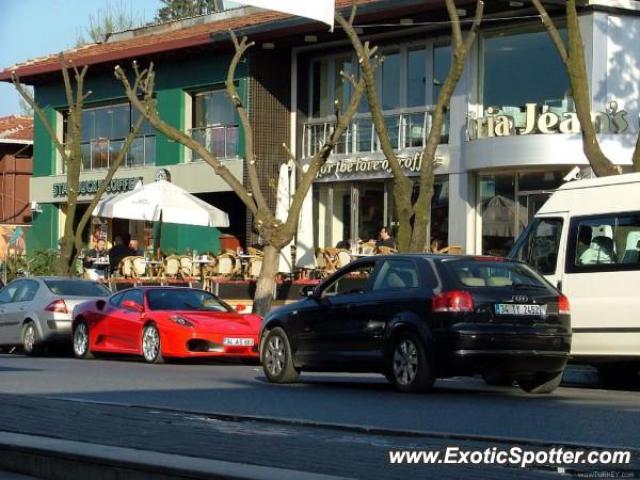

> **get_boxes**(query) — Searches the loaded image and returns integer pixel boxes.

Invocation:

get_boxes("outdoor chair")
[247,247,264,257]
[178,255,194,279]
[131,256,147,278]
[216,252,241,278]
[336,249,352,268]
[162,255,181,282]
[359,241,377,255]
[376,246,398,255]
[246,255,263,279]
[118,256,136,278]
[322,248,338,275]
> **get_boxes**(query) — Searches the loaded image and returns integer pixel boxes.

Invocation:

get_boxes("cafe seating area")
[308,241,464,279]
[81,241,465,299]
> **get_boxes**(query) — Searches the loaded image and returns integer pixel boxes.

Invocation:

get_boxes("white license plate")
[223,337,255,346]
[495,304,545,316]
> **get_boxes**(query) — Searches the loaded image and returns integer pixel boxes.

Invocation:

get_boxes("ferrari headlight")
[169,315,194,327]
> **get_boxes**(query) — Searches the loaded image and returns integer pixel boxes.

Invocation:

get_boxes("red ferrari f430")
[71,287,261,363]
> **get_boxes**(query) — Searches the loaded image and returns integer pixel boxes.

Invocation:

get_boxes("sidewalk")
[0,394,587,480]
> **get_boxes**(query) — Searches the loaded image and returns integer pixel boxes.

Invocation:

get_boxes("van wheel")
[598,363,640,389]
[386,332,434,393]
[482,371,515,387]
[518,371,563,394]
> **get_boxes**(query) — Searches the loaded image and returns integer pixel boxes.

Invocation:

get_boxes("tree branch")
[531,0,569,66]
[226,31,270,213]
[115,63,259,215]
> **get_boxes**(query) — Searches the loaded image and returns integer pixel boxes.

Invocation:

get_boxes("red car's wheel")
[73,322,94,360]
[142,324,165,364]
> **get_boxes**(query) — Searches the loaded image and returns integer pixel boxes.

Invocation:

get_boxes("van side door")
[561,213,640,358]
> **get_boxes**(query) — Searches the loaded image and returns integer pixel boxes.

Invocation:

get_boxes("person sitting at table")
[129,238,144,256]
[109,235,132,274]
[83,238,109,282]
[375,226,396,249]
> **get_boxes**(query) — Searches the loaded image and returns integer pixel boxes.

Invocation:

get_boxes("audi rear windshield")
[45,280,111,297]
[440,259,552,289]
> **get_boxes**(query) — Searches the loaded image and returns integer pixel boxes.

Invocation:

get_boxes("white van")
[508,172,640,387]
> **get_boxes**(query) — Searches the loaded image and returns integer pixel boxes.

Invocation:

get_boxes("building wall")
[0,150,32,225]
[247,51,292,245]
[28,51,250,254]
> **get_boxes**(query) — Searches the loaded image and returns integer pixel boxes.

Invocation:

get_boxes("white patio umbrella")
[276,163,294,274]
[295,164,315,269]
[92,180,229,250]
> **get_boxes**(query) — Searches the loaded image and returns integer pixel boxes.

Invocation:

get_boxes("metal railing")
[190,124,239,160]
[302,107,448,159]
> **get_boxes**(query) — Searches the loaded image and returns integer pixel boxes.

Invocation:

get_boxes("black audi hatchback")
[260,255,571,394]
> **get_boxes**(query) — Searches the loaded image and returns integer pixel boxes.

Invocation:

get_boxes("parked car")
[508,172,640,387]
[0,277,111,355]
[71,287,261,363]
[260,254,571,394]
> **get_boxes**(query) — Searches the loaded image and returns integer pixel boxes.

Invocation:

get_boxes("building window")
[72,103,156,171]
[479,172,565,257]
[314,176,449,249]
[482,29,570,128]
[191,89,239,160]
[303,41,451,159]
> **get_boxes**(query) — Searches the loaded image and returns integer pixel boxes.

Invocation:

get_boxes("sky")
[0,0,163,117]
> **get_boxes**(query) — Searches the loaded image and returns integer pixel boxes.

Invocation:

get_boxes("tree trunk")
[252,244,279,316]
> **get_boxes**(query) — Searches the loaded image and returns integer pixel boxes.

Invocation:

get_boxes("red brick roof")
[0,0,380,82]
[0,116,33,142]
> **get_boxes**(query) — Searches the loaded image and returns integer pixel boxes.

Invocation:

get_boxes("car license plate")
[223,337,254,346]
[494,304,545,316]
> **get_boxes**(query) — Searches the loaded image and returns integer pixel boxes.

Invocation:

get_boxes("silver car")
[0,277,111,355]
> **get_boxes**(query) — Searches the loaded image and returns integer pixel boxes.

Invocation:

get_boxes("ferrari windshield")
[146,289,232,312]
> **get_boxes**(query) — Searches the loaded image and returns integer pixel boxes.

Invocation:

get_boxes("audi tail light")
[558,294,570,315]
[433,291,474,313]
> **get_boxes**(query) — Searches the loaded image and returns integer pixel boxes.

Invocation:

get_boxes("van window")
[509,217,562,275]
[568,213,640,272]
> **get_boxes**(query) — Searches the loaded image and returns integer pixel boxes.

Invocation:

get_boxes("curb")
[41,395,640,454]
[0,431,353,480]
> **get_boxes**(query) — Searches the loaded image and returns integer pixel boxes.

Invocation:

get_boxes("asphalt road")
[0,353,638,449]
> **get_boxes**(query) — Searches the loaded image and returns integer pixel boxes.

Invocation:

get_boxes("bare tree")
[12,54,145,275]
[531,0,638,176]
[116,10,371,315]
[336,0,483,252]
[76,0,145,46]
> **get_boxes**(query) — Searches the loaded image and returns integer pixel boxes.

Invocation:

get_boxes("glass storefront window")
[381,51,401,111]
[483,29,569,127]
[312,59,331,118]
[480,175,517,257]
[314,176,449,249]
[407,47,426,108]
[433,45,451,102]
[334,56,354,112]
[70,102,156,171]
[359,182,385,242]
[480,172,565,257]
[192,89,239,160]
